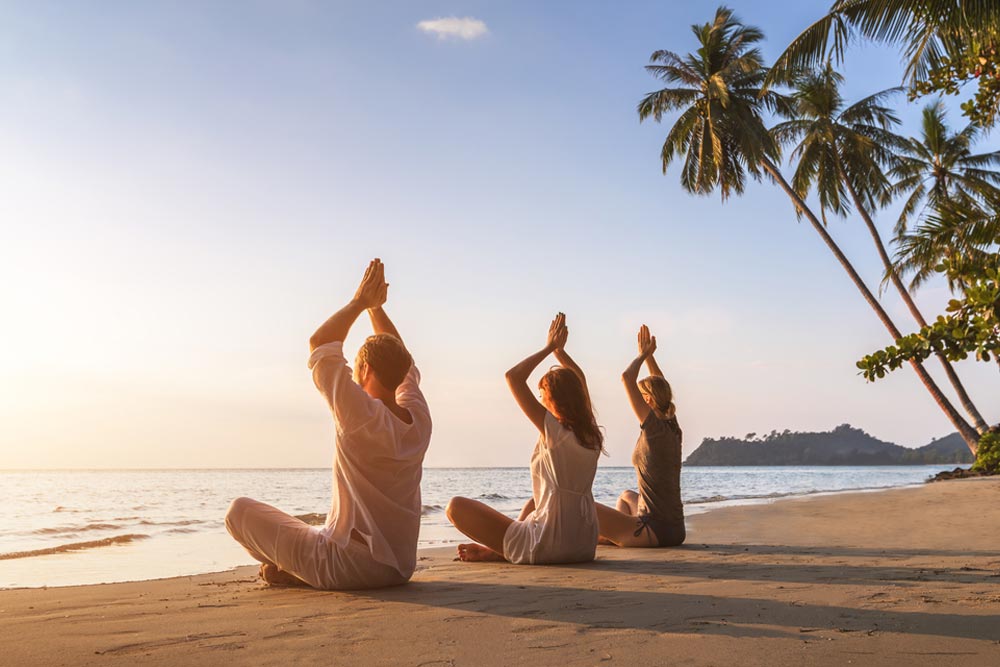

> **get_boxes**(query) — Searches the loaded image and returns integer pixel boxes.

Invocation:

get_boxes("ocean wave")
[477,493,510,500]
[33,522,122,535]
[421,504,443,515]
[138,519,205,527]
[0,534,149,561]
[163,527,199,535]
[687,491,812,505]
[687,495,731,504]
[683,485,921,505]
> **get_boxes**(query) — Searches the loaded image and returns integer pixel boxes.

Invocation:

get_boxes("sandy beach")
[2,477,998,667]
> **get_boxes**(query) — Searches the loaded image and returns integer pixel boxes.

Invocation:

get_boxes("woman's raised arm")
[506,313,567,433]
[645,345,666,379]
[622,325,657,424]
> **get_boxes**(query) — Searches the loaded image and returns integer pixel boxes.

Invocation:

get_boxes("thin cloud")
[416,17,488,41]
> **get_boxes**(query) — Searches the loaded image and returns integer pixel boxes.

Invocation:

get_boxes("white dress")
[502,412,601,564]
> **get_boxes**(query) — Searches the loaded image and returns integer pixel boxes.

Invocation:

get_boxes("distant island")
[684,424,974,466]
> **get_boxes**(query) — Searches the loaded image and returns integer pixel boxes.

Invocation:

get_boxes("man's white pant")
[225,497,407,590]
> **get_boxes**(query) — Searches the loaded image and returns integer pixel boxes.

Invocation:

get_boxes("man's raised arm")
[309,259,387,352]
[368,306,403,345]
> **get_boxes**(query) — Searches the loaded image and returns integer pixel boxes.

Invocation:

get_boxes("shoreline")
[1,477,998,666]
[0,472,955,591]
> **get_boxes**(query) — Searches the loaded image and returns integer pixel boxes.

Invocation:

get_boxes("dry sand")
[2,477,999,666]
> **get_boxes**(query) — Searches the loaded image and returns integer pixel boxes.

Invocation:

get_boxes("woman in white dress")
[446,313,603,564]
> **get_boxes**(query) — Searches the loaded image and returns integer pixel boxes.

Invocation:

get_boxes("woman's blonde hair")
[638,375,676,419]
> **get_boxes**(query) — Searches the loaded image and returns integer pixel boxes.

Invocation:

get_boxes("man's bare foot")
[259,563,308,587]
[456,543,505,562]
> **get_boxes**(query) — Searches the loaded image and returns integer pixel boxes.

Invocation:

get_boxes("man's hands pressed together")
[354,259,388,311]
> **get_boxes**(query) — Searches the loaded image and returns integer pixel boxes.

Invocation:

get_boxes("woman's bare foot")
[597,536,616,546]
[456,543,505,562]
[259,563,308,587]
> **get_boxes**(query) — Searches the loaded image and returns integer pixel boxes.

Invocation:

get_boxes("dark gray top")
[631,412,684,527]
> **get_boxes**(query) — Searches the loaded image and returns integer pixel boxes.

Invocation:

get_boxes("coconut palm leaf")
[889,101,1000,234]
[769,1,1000,87]
[894,203,1000,290]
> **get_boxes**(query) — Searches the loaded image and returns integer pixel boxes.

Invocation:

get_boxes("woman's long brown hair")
[539,367,605,452]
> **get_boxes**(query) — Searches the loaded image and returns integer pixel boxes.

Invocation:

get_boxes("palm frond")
[840,87,904,128]
[771,0,1000,89]
[892,200,1000,291]
[637,87,702,122]
[766,13,851,87]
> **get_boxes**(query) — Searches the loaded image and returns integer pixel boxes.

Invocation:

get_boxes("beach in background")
[0,465,960,589]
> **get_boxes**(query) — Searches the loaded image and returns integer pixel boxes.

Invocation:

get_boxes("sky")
[1,1,997,469]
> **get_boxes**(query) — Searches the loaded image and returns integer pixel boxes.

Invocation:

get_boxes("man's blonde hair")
[357,334,412,391]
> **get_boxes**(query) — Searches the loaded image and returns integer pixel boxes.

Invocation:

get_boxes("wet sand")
[2,477,998,666]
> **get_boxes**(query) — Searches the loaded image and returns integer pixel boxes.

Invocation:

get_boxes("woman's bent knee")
[445,496,468,524]
[616,490,638,514]
[618,490,638,503]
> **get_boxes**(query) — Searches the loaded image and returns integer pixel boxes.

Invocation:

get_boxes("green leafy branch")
[910,39,1000,127]
[858,258,1000,380]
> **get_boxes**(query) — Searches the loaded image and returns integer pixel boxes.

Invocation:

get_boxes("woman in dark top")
[595,325,685,547]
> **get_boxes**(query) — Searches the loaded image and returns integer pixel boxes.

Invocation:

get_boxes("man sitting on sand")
[225,258,432,589]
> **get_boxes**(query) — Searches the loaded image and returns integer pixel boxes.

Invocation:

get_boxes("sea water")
[0,465,959,588]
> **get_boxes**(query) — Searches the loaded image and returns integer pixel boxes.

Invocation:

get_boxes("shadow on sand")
[355,578,1000,642]
[327,542,1000,642]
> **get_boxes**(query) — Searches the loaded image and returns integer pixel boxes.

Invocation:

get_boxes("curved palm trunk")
[839,171,990,434]
[761,159,981,454]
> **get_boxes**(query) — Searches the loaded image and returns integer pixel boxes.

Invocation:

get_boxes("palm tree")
[639,6,981,451]
[890,104,1000,373]
[771,64,991,434]
[894,203,1000,292]
[768,1,1000,88]
[636,12,780,199]
[890,102,1000,239]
